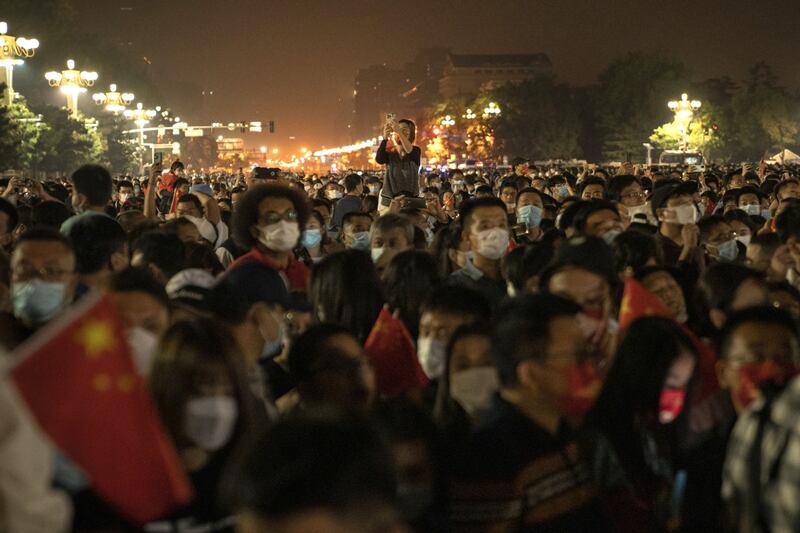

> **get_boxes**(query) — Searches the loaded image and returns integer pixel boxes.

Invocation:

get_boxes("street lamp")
[45,59,98,117]
[667,93,701,150]
[92,83,134,114]
[0,21,39,104]
[260,145,267,163]
[440,115,455,127]
[482,102,501,118]
[462,108,477,120]
[124,102,157,173]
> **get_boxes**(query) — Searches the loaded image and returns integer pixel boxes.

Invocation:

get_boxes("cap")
[219,261,294,310]
[189,183,214,197]
[650,181,696,217]
[539,236,618,288]
[165,268,216,309]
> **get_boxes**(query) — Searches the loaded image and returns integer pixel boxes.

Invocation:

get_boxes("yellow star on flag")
[75,319,116,358]
[619,296,632,321]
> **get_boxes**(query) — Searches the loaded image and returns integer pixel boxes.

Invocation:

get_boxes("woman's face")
[306,216,322,233]
[397,123,412,140]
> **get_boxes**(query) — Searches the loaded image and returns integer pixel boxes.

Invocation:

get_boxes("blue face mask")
[743,204,761,217]
[555,184,569,198]
[517,205,543,228]
[301,229,322,249]
[715,239,739,262]
[13,279,67,324]
[761,208,773,221]
[349,231,371,251]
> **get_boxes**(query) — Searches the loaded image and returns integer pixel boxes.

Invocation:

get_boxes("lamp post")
[92,83,134,114]
[124,102,156,173]
[482,101,501,118]
[0,22,39,105]
[462,108,477,120]
[45,59,98,117]
[667,93,701,151]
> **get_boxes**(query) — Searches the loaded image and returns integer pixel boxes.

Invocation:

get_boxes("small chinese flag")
[364,307,428,399]
[618,277,674,331]
[618,277,719,401]
[9,293,192,524]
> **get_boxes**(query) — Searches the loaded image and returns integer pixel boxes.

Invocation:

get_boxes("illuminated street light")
[482,102,501,118]
[92,83,134,114]
[124,102,157,173]
[0,21,39,104]
[667,93,701,150]
[272,148,279,155]
[462,108,477,120]
[440,115,455,127]
[45,59,98,117]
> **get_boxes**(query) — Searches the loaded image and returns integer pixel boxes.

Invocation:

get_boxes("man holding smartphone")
[374,114,422,213]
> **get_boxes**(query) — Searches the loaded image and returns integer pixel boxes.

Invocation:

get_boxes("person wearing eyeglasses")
[228,184,313,292]
[1,227,77,350]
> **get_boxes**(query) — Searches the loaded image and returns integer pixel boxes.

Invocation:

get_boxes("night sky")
[70,0,799,154]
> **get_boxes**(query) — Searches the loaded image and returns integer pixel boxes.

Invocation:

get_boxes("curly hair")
[231,184,312,250]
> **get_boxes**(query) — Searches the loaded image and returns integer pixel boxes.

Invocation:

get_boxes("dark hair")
[383,250,441,339]
[577,176,607,198]
[229,412,396,522]
[131,231,186,281]
[421,284,491,323]
[430,223,464,277]
[117,180,133,190]
[498,180,518,194]
[309,250,384,343]
[606,175,641,202]
[458,197,506,232]
[343,173,363,193]
[184,241,224,276]
[491,294,581,386]
[362,195,379,214]
[696,214,728,244]
[516,187,545,205]
[589,317,696,486]
[557,199,591,232]
[775,205,800,243]
[170,160,184,172]
[342,211,372,228]
[16,226,72,250]
[31,200,71,230]
[149,318,257,451]
[724,209,759,233]
[177,193,202,211]
[0,197,19,232]
[110,266,170,308]
[697,263,764,314]
[572,200,619,234]
[774,179,799,200]
[398,118,416,143]
[66,214,127,274]
[287,323,356,382]
[749,232,781,254]
[718,306,799,359]
[506,243,554,294]
[735,185,763,205]
[231,184,311,250]
[70,164,113,207]
[613,231,663,274]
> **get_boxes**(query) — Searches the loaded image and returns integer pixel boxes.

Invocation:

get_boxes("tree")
[102,119,138,175]
[649,105,723,158]
[592,52,691,161]
[32,106,104,174]
[477,76,583,160]
[181,137,219,170]
[0,95,47,172]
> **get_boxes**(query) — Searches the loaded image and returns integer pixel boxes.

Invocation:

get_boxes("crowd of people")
[2,114,800,532]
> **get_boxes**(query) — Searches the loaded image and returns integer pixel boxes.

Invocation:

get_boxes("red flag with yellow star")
[364,307,428,399]
[8,293,192,524]
[618,277,674,331]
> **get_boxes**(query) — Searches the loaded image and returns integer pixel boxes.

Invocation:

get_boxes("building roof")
[448,53,551,69]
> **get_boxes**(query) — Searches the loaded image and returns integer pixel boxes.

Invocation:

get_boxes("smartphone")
[386,112,395,124]
[404,197,427,209]
[153,152,163,166]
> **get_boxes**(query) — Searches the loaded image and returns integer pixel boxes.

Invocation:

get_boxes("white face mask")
[450,366,500,419]
[417,336,447,379]
[119,193,130,204]
[736,234,752,247]
[665,203,697,225]
[258,220,300,252]
[626,202,651,220]
[184,396,238,451]
[371,247,385,263]
[474,227,509,260]
[127,327,159,376]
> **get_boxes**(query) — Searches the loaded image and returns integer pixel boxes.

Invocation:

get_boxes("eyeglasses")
[12,265,71,282]
[622,191,646,200]
[259,209,299,225]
